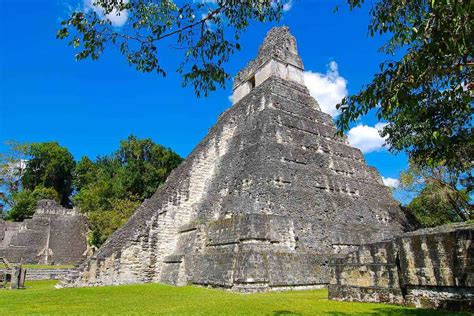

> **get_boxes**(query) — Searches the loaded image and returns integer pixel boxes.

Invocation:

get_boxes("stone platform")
[329,222,474,311]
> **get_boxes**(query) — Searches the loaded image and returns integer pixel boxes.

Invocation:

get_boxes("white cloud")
[347,122,388,153]
[382,177,400,188]
[304,61,348,117]
[85,0,129,27]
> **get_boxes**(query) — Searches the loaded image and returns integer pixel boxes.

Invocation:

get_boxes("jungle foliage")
[400,160,472,228]
[22,142,76,206]
[0,136,182,246]
[337,0,473,179]
[0,142,73,221]
[74,135,182,246]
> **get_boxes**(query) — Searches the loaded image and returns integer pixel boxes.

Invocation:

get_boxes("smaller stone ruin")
[329,222,473,311]
[0,257,26,289]
[0,200,88,265]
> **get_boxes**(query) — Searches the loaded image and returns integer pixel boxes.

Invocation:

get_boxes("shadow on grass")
[273,311,303,316]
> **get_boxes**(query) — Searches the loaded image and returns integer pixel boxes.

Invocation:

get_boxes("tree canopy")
[0,141,72,221]
[57,0,286,97]
[7,186,60,221]
[116,135,184,199]
[404,184,465,228]
[22,142,76,206]
[74,135,183,246]
[337,0,473,179]
[399,159,472,227]
[0,141,29,209]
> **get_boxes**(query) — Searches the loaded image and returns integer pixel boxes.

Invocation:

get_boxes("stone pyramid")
[62,27,408,291]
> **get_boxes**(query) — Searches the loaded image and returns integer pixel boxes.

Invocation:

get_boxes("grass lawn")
[21,264,75,270]
[0,280,468,315]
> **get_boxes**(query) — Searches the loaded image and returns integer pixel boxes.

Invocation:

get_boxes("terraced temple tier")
[60,27,409,292]
[0,200,87,265]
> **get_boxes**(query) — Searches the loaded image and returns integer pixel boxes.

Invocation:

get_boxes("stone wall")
[329,222,473,311]
[25,268,72,281]
[0,267,71,281]
[0,200,88,265]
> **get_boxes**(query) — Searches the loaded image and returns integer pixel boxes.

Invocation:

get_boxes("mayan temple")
[0,200,87,265]
[61,27,409,291]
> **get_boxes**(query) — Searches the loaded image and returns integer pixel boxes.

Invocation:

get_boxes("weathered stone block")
[267,253,330,286]
[329,222,474,310]
[328,284,405,305]
[190,251,235,287]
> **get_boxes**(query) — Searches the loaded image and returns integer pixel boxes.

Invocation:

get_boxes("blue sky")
[0,0,409,202]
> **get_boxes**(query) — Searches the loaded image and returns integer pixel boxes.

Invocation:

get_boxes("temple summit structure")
[60,27,409,292]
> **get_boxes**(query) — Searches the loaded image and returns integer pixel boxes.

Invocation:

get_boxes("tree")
[0,141,29,209]
[404,184,465,228]
[57,0,287,97]
[7,186,60,221]
[336,0,473,179]
[22,142,76,207]
[87,198,140,246]
[74,174,140,245]
[74,156,98,192]
[74,135,182,246]
[399,160,472,227]
[116,135,183,199]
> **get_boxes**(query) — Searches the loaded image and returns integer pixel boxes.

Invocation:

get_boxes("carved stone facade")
[0,200,88,265]
[60,27,408,291]
[329,222,473,311]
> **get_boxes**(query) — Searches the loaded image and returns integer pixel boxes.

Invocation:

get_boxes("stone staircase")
[55,261,85,288]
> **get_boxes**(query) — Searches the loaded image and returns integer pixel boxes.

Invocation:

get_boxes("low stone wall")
[329,222,473,311]
[26,268,72,281]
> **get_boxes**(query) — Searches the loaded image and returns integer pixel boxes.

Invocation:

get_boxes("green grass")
[0,280,468,315]
[1,264,74,270]
[21,264,74,269]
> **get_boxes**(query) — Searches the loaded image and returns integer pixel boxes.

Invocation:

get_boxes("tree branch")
[155,6,223,41]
